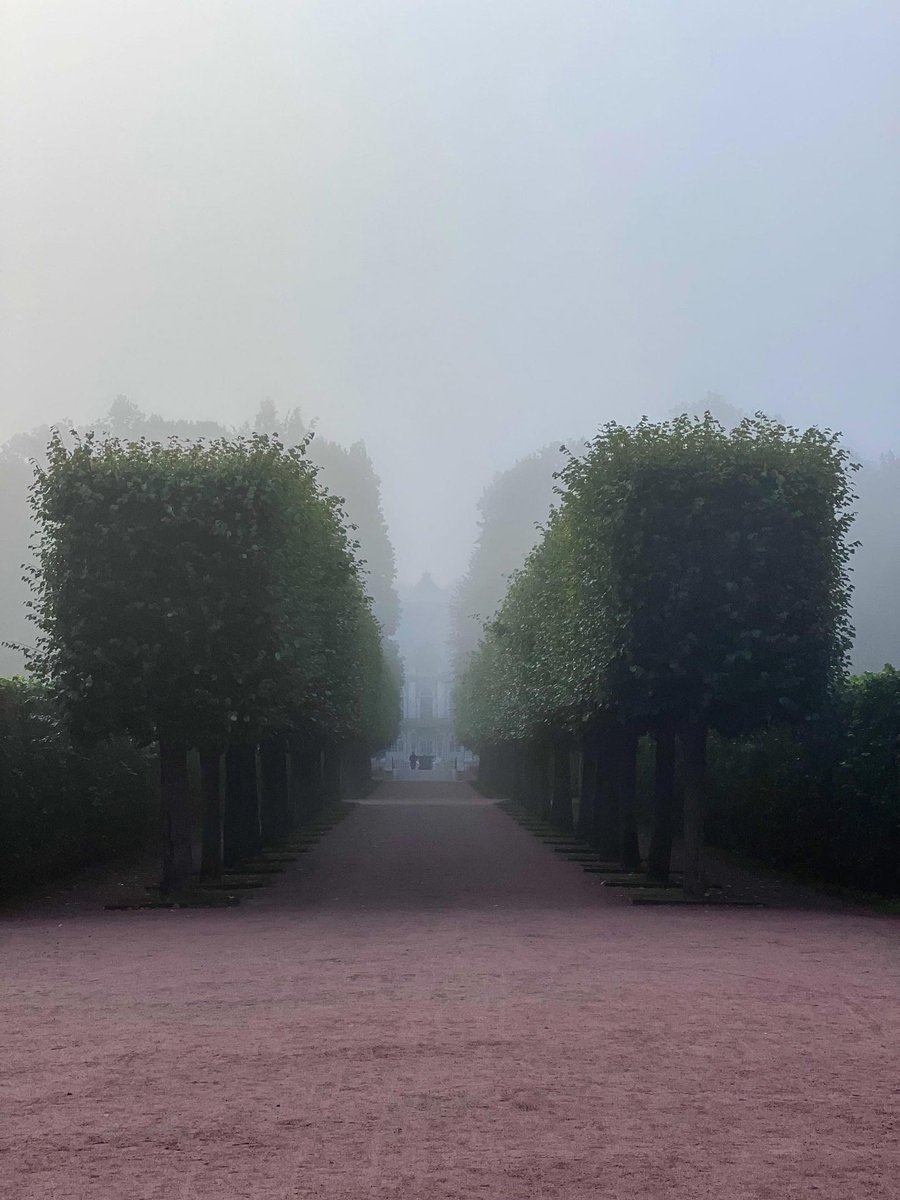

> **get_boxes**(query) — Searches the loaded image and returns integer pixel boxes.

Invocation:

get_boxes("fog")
[2,0,898,591]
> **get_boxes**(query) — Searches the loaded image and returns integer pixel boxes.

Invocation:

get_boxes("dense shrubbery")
[0,678,155,896]
[705,668,900,896]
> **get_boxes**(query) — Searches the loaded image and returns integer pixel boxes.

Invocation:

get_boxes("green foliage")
[705,668,900,896]
[1,396,401,683]
[560,413,855,729]
[27,430,399,752]
[0,678,155,896]
[456,414,856,746]
[835,666,900,887]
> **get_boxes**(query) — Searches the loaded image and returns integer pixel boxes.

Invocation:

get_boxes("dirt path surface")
[2,781,899,1199]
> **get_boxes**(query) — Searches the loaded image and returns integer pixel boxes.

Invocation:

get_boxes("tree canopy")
[456,414,856,747]
[27,430,398,753]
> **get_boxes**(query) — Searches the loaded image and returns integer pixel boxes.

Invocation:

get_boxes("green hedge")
[0,678,155,896]
[705,667,900,896]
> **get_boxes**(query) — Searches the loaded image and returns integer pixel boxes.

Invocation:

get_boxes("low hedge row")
[704,667,900,896]
[0,678,155,897]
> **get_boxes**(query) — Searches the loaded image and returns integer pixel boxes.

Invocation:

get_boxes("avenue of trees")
[456,414,860,897]
[3,397,900,901]
[11,429,399,896]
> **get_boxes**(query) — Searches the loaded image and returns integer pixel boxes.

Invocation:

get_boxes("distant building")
[389,573,471,771]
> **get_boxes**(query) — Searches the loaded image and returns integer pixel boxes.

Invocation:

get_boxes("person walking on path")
[409,751,418,771]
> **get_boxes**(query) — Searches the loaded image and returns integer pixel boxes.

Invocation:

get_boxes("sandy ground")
[2,781,899,1199]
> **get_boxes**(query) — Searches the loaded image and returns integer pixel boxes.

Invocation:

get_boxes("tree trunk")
[519,741,548,818]
[199,747,223,883]
[260,734,291,843]
[512,742,529,809]
[647,726,676,883]
[618,727,642,871]
[341,739,372,799]
[340,742,355,797]
[159,734,192,895]
[478,745,494,793]
[576,724,599,841]
[592,723,620,860]
[490,745,501,793]
[290,739,322,823]
[322,741,342,804]
[535,744,553,822]
[499,742,516,796]
[681,720,708,898]
[224,742,261,867]
[551,739,574,833]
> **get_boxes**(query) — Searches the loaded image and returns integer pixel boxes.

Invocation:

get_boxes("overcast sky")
[2,0,898,585]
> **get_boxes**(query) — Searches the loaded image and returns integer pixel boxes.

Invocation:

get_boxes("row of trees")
[1,396,400,676]
[455,414,855,896]
[448,395,900,683]
[26,430,400,894]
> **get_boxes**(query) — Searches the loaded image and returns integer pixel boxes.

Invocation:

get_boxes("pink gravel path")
[2,781,899,1199]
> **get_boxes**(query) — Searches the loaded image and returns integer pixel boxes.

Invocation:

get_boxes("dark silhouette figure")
[409,752,418,771]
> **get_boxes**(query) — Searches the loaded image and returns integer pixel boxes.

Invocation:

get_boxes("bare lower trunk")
[159,734,192,895]
[224,743,261,867]
[576,725,599,841]
[199,747,223,883]
[618,727,641,871]
[477,744,494,793]
[681,720,708,898]
[647,726,675,883]
[551,740,574,834]
[592,723,620,860]
[260,734,291,842]
[512,742,530,810]
[341,739,372,799]
[290,739,322,823]
[322,741,342,804]
[533,743,552,821]
[499,742,516,797]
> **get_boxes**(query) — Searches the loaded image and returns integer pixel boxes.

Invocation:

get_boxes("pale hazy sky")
[2,0,898,585]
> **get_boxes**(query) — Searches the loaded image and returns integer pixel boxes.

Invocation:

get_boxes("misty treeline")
[1,416,400,896]
[0,397,400,676]
[450,399,900,680]
[455,413,900,898]
[451,443,569,669]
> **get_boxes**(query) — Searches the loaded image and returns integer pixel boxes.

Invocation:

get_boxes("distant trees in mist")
[2,394,900,679]
[248,399,399,638]
[451,443,568,668]
[849,455,900,673]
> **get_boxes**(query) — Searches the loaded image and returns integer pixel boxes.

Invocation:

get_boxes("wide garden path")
[2,781,899,1199]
